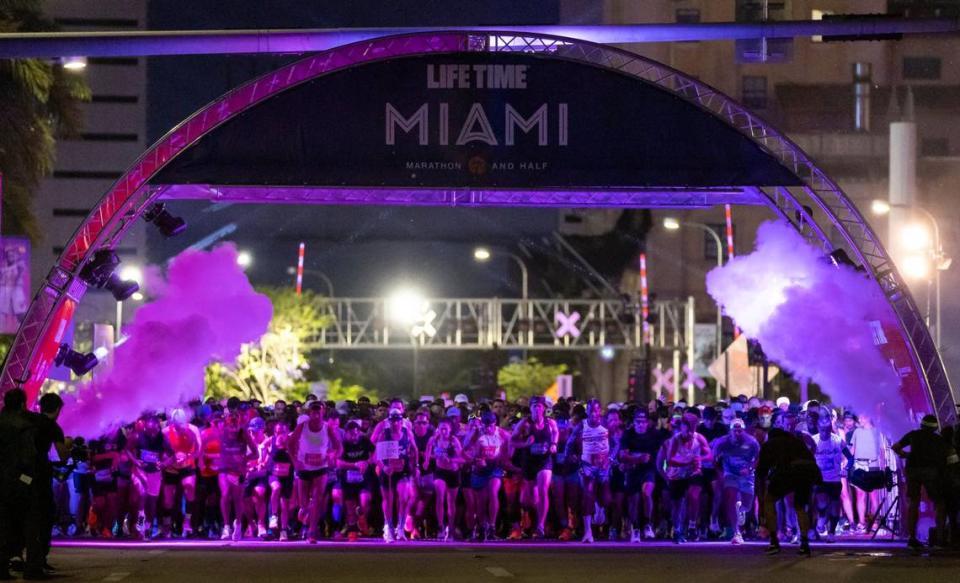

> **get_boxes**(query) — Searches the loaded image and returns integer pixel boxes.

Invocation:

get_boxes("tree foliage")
[497,358,568,401]
[205,288,332,403]
[0,1,90,242]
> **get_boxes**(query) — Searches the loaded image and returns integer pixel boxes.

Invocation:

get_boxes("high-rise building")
[33,1,148,328]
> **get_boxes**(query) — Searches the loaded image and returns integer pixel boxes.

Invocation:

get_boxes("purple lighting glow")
[57,244,272,438]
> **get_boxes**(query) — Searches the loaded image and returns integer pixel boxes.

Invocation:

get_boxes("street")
[39,541,960,582]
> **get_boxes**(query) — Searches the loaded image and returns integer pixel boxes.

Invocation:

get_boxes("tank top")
[380,427,412,473]
[137,432,165,473]
[298,422,331,470]
[477,432,504,462]
[269,444,293,479]
[219,428,247,474]
[527,420,553,458]
[165,426,197,469]
[581,422,610,465]
[432,437,458,470]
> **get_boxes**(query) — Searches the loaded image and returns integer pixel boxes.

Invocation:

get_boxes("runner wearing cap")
[267,419,295,541]
[712,418,759,544]
[620,409,662,542]
[336,419,375,542]
[465,411,510,541]
[244,416,270,539]
[375,408,418,542]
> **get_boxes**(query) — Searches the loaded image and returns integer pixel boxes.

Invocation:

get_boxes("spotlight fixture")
[825,248,864,272]
[79,250,141,301]
[54,343,99,376]
[143,203,187,238]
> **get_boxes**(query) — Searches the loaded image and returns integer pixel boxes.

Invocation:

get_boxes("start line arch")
[1,31,954,425]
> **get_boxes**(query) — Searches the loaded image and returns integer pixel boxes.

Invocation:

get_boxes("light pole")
[871,200,951,347]
[388,288,430,397]
[115,265,144,339]
[664,217,724,402]
[474,246,531,352]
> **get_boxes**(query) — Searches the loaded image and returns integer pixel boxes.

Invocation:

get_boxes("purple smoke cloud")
[706,220,907,434]
[58,244,272,438]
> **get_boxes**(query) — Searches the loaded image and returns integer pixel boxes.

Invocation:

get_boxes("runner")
[466,411,510,541]
[335,420,375,542]
[550,408,581,541]
[198,412,224,539]
[512,396,558,539]
[425,418,464,541]
[89,435,120,538]
[160,409,199,538]
[620,409,661,542]
[812,413,847,543]
[410,411,435,539]
[289,401,341,543]
[374,408,418,542]
[131,414,164,539]
[658,413,712,543]
[216,411,249,541]
[567,399,610,543]
[267,419,295,541]
[243,417,270,539]
[712,418,760,545]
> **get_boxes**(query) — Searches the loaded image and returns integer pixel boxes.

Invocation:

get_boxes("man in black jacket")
[893,414,947,550]
[757,413,821,557]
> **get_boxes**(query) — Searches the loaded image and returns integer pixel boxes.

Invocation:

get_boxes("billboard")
[0,237,29,334]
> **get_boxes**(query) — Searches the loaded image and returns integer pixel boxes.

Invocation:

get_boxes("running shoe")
[279,529,289,542]
[672,530,685,544]
[358,515,369,534]
[630,529,641,543]
[66,524,78,537]
[269,516,279,530]
[608,528,619,542]
[582,530,594,543]
[51,526,62,538]
[531,527,545,540]
[798,541,811,557]
[854,523,867,535]
[765,544,782,555]
[383,525,394,543]
[232,520,242,542]
[558,527,573,541]
[907,538,924,551]
[441,527,451,542]
[348,531,360,542]
[508,527,523,541]
[643,525,655,540]
[826,533,836,543]
[732,532,744,545]
[395,527,408,542]
[486,526,500,542]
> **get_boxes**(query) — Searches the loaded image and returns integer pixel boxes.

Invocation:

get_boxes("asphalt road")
[30,541,960,583]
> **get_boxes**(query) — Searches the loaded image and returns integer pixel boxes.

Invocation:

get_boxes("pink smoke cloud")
[706,220,907,434]
[58,244,272,437]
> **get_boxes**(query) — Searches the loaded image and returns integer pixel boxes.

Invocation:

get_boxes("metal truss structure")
[1,31,952,424]
[306,297,692,353]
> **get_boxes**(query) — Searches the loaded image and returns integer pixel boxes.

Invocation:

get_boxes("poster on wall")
[0,237,30,334]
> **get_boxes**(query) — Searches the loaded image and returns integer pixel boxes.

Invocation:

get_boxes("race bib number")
[481,445,499,460]
[582,437,609,464]
[304,453,327,467]
[377,441,400,461]
[95,469,113,483]
[141,450,160,464]
[820,457,837,472]
[346,470,365,484]
[273,463,291,477]
[531,443,549,456]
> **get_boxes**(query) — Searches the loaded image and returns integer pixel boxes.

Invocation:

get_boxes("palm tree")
[0,0,90,243]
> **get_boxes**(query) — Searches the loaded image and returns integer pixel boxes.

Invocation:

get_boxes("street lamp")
[473,246,528,300]
[663,217,724,402]
[871,200,950,347]
[116,265,144,339]
[237,250,252,269]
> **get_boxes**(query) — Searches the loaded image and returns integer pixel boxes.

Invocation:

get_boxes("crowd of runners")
[39,393,960,551]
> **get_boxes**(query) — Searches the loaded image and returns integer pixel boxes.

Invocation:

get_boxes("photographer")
[893,415,948,550]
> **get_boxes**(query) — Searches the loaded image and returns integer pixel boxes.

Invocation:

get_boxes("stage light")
[473,247,492,262]
[870,199,891,216]
[237,251,252,269]
[119,265,144,286]
[663,217,680,230]
[79,250,141,301]
[61,56,87,71]
[143,203,187,237]
[600,346,615,361]
[131,292,144,301]
[388,288,427,325]
[901,254,931,280]
[901,223,931,252]
[54,343,98,376]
